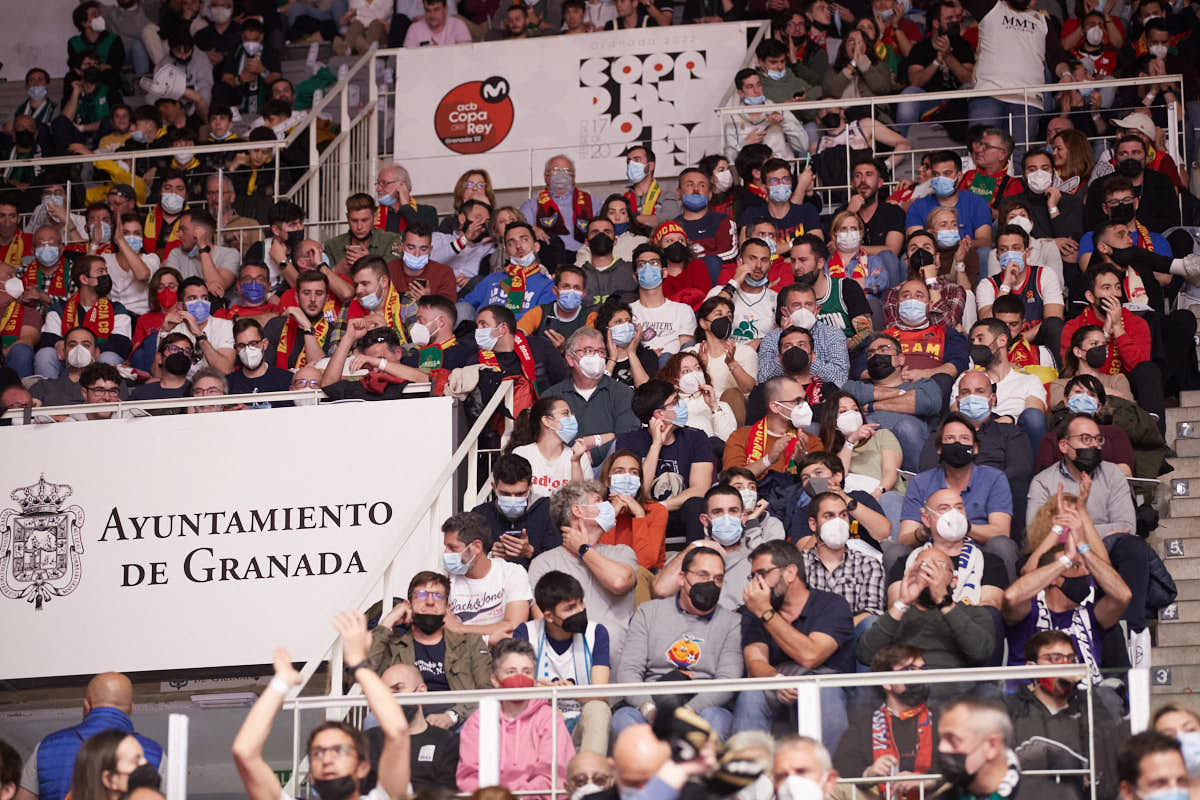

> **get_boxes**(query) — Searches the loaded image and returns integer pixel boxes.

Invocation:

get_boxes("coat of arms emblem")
[0,474,85,609]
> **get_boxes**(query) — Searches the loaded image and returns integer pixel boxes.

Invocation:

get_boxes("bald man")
[857,546,997,687]
[16,673,163,800]
[586,725,670,800]
[564,751,615,798]
[366,664,458,792]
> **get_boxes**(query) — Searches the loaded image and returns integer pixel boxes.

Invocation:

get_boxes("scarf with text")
[23,257,68,298]
[905,538,983,605]
[142,206,182,256]
[502,262,542,312]
[418,336,458,372]
[744,418,804,472]
[2,232,31,268]
[62,293,115,339]
[0,298,26,347]
[871,703,933,800]
[537,188,592,243]
[625,180,662,217]
[275,302,336,369]
[479,330,538,390]
[1033,585,1099,681]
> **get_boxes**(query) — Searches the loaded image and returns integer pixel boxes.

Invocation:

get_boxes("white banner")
[0,399,453,680]
[389,22,760,191]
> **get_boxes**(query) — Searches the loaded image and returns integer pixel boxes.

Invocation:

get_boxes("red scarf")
[870,703,933,800]
[23,258,68,298]
[2,232,31,269]
[624,180,661,216]
[536,188,592,243]
[746,183,768,201]
[275,299,337,368]
[142,206,182,257]
[0,298,25,346]
[744,418,805,472]
[62,293,115,339]
[827,249,868,280]
[479,330,538,391]
[502,262,541,312]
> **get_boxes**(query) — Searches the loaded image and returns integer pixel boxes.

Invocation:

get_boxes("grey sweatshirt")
[616,596,744,713]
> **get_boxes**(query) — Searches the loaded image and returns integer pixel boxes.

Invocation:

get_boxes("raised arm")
[232,649,303,800]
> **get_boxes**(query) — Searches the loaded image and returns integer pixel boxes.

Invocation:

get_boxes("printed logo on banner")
[434,76,515,154]
[578,50,706,167]
[0,474,85,610]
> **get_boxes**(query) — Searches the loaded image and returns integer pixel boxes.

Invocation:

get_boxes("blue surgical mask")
[637,264,663,289]
[681,193,708,212]
[160,192,185,215]
[611,321,636,347]
[186,298,210,323]
[359,290,382,311]
[123,234,143,253]
[1066,393,1099,415]
[739,488,758,510]
[936,229,961,248]
[557,289,583,311]
[377,193,396,207]
[511,251,536,268]
[898,298,927,326]
[475,325,499,350]
[28,85,47,101]
[443,548,475,575]
[710,513,744,546]
[768,184,791,203]
[35,245,60,266]
[185,245,200,258]
[1143,790,1188,800]
[556,414,579,444]
[613,222,630,235]
[998,250,1024,270]
[958,394,991,422]
[610,473,641,496]
[877,6,894,17]
[930,175,957,197]
[743,94,767,105]
[766,68,786,80]
[591,501,617,532]
[669,400,689,428]
[131,129,147,143]
[626,161,646,183]
[403,252,429,271]
[98,222,112,242]
[1178,731,1200,779]
[497,494,528,519]
[746,274,769,287]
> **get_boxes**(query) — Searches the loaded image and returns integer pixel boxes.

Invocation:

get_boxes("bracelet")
[1048,206,1059,215]
[378,358,387,371]
[891,601,910,615]
[346,659,372,675]
[998,284,1012,294]
[593,434,602,448]
[1077,543,1091,555]
[1058,554,1074,569]
[268,676,291,695]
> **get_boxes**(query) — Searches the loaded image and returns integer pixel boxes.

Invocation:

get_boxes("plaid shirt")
[801,546,886,617]
[882,279,966,330]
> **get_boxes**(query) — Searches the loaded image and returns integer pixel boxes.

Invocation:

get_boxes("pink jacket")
[456,698,576,799]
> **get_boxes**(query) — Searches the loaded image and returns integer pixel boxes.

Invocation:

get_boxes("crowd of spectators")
[2,0,1200,798]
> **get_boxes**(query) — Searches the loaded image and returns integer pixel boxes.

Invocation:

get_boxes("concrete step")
[1146,663,1200,692]
[1166,457,1200,479]
[1146,646,1200,667]
[1169,497,1200,518]
[1171,579,1200,601]
[1153,621,1200,647]
[1157,599,1200,622]
[1155,556,1200,581]
[1174,439,1200,458]
[1181,390,1200,407]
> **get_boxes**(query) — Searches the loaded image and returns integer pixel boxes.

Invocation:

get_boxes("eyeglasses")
[750,565,780,580]
[309,744,356,760]
[1069,433,1106,447]
[292,379,320,389]
[867,346,897,356]
[413,589,445,601]
[1038,652,1077,664]
[233,340,266,352]
[86,385,120,397]
[567,774,613,790]
[686,570,724,586]
[465,180,486,190]
[766,178,792,187]
[163,345,192,356]
[194,387,224,396]
[573,347,606,358]
[549,167,574,175]
[636,259,662,269]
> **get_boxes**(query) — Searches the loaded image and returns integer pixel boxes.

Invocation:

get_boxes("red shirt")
[216,302,283,320]
[386,258,458,303]
[1060,306,1149,374]
[661,259,713,311]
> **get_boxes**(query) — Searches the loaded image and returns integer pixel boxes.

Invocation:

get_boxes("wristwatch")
[198,245,212,255]
[760,609,775,624]
[578,543,592,559]
[195,333,208,343]
[845,497,859,512]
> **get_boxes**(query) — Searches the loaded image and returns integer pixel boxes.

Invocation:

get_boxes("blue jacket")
[37,707,163,800]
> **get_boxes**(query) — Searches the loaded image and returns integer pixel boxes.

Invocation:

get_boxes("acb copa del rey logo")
[0,475,85,610]
[434,76,514,155]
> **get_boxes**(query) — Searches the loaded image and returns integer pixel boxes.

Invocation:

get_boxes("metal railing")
[279,663,1109,799]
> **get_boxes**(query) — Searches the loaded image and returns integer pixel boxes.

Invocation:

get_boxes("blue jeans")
[967,97,1041,152]
[854,614,880,672]
[878,490,904,542]
[732,681,849,754]
[894,86,943,137]
[612,704,732,740]
[5,343,34,377]
[865,411,927,473]
[1016,407,1047,455]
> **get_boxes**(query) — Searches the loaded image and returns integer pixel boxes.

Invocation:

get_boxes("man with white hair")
[933,697,1032,800]
[520,155,599,253]
[374,163,439,234]
[772,735,838,800]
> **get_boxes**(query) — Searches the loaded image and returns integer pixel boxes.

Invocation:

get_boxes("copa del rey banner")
[0,399,452,680]
[393,22,762,190]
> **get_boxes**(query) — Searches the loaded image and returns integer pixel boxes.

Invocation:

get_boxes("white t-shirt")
[705,285,779,344]
[511,442,592,500]
[952,365,1045,418]
[973,1,1048,106]
[164,316,234,370]
[631,298,696,355]
[449,558,533,629]
[104,251,161,316]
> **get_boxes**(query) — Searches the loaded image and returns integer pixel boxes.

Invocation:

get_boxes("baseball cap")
[1113,113,1157,140]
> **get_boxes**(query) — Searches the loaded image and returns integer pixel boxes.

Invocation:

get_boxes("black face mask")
[1106,200,1136,224]
[285,229,304,248]
[935,750,975,789]
[944,20,961,36]
[917,586,952,609]
[411,612,445,635]
[1117,158,1144,179]
[1059,575,1092,604]
[14,129,35,149]
[819,112,841,130]
[791,34,806,47]
[94,275,113,296]
[663,242,689,264]
[709,316,733,340]
[1071,446,1103,474]
[163,352,191,376]
[969,343,994,368]
[561,608,589,634]
[588,233,614,256]
[866,353,895,380]
[311,776,358,800]
[895,683,930,707]
[1106,245,1139,266]
[402,704,420,724]
[940,441,975,468]
[781,347,810,374]
[688,580,721,613]
[1083,344,1108,369]
[126,763,162,793]
[908,247,935,271]
[792,270,819,288]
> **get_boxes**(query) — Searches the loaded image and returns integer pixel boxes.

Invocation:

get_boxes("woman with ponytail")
[507,395,593,500]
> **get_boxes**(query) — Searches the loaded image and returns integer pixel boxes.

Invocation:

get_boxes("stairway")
[1149,389,1200,707]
